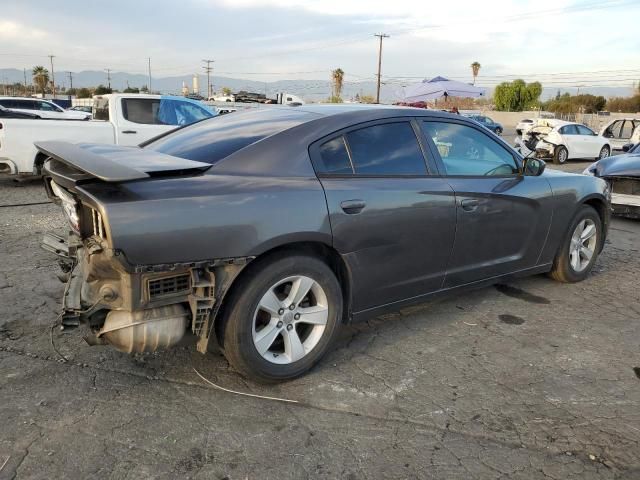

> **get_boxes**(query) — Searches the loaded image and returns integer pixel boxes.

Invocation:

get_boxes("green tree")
[493,79,543,111]
[123,86,140,93]
[327,95,343,103]
[470,61,481,85]
[77,88,91,99]
[94,84,112,95]
[140,85,149,93]
[331,68,344,101]
[544,94,606,114]
[32,66,49,96]
[222,87,232,96]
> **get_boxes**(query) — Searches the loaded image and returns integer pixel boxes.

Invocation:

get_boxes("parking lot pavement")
[1,178,639,480]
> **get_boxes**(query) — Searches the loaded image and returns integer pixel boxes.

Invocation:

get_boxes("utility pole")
[374,33,389,104]
[48,54,56,98]
[147,57,152,93]
[23,68,28,96]
[202,59,214,99]
[67,72,73,100]
[105,68,111,90]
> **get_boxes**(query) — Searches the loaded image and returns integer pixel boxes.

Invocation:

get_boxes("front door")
[421,119,553,287]
[310,120,457,312]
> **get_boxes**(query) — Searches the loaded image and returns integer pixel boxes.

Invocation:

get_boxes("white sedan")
[0,97,90,120]
[515,119,611,164]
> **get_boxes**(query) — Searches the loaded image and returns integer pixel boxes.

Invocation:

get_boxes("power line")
[202,59,214,99]
[48,54,55,98]
[374,33,389,104]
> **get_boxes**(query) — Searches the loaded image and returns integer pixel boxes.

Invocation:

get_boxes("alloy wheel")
[252,275,328,364]
[569,219,597,272]
[599,146,610,159]
[558,148,568,163]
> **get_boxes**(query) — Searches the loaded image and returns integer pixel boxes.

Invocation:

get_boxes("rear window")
[145,108,313,164]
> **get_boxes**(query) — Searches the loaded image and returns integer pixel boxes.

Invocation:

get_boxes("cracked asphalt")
[1,165,639,479]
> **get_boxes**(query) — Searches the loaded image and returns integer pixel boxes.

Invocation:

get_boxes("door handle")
[460,199,479,212]
[340,199,366,214]
[122,130,137,134]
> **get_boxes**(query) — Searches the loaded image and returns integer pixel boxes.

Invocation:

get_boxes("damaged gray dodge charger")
[39,106,611,382]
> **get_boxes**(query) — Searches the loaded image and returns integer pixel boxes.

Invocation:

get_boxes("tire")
[549,205,602,283]
[597,145,610,160]
[495,127,503,135]
[218,254,343,382]
[553,146,568,164]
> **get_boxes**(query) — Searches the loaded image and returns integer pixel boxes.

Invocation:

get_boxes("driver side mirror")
[523,157,546,176]
[622,143,633,152]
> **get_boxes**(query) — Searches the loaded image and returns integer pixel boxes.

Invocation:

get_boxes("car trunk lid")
[36,141,212,184]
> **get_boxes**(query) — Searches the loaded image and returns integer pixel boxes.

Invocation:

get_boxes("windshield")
[145,108,315,164]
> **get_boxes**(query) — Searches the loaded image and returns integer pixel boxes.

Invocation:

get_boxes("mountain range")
[0,68,634,102]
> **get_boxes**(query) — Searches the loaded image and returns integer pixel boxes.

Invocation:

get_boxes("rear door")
[311,119,457,312]
[421,119,553,287]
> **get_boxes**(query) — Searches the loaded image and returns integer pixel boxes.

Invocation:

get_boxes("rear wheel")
[553,146,568,164]
[495,127,503,135]
[218,254,342,382]
[549,205,602,283]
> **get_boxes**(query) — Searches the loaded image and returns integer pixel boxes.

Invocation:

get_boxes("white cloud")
[0,20,48,41]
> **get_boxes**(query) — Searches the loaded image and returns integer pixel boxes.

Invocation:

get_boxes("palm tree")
[32,66,49,96]
[331,68,344,101]
[471,62,481,85]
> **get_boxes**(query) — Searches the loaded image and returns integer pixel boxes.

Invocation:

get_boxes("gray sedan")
[39,106,610,382]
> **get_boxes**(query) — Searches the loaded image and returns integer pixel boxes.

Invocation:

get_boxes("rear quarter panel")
[79,173,331,266]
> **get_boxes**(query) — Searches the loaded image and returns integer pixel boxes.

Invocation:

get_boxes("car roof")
[0,96,42,101]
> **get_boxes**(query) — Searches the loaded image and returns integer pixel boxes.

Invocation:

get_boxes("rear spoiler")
[35,141,211,182]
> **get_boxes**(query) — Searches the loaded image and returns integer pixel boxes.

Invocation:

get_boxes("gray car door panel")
[322,177,456,311]
[442,177,553,286]
[420,119,554,286]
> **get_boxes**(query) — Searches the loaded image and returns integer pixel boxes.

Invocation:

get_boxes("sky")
[1,0,639,91]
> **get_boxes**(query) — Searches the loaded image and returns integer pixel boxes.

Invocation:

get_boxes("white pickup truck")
[0,94,216,176]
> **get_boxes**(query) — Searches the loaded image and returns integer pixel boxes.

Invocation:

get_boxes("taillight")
[50,180,80,234]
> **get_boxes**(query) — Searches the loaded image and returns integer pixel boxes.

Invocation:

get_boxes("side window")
[576,125,595,136]
[621,121,634,138]
[317,137,353,174]
[158,99,212,126]
[421,121,518,176]
[560,125,579,135]
[345,122,427,175]
[15,100,34,110]
[0,100,12,108]
[39,101,56,111]
[609,120,623,138]
[121,98,161,124]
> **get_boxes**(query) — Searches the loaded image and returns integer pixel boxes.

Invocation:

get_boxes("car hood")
[593,153,640,178]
